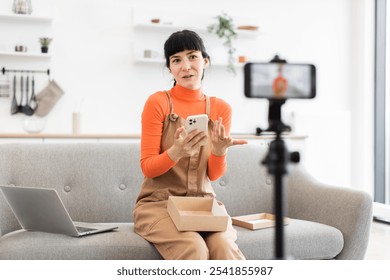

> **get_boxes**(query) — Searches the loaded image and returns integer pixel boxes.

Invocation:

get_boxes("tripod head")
[261,98,300,175]
[264,99,291,134]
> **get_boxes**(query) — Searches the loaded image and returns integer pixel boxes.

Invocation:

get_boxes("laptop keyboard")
[76,226,95,233]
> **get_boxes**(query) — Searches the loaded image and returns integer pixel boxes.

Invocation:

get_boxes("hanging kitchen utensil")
[22,75,34,116]
[18,74,24,113]
[10,75,19,115]
[28,75,37,110]
[0,72,10,97]
[35,80,65,117]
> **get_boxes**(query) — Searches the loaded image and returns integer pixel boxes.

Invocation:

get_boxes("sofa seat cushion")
[0,223,162,260]
[236,219,344,260]
[0,219,343,260]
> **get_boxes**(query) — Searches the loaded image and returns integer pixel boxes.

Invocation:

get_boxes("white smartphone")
[185,114,209,133]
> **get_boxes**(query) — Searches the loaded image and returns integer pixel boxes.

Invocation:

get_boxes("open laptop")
[0,185,118,237]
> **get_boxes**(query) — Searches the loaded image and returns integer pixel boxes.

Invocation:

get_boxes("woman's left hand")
[211,117,248,156]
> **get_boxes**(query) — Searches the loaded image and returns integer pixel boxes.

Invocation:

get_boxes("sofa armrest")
[286,165,373,260]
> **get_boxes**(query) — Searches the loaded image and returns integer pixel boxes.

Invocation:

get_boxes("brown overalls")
[134,91,245,260]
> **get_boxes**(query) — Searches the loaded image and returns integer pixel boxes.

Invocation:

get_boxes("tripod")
[260,99,300,259]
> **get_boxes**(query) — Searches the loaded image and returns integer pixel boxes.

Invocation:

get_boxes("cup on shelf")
[15,45,27,52]
[144,50,159,59]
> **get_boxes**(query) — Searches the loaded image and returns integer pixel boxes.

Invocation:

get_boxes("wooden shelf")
[0,51,51,58]
[133,57,165,64]
[0,13,53,23]
[133,23,260,36]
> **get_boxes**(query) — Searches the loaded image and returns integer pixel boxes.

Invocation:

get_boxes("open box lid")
[232,213,290,230]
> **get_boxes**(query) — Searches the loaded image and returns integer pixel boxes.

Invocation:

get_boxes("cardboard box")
[167,196,229,232]
[232,213,290,230]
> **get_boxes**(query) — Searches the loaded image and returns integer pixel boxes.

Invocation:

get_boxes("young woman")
[134,30,247,260]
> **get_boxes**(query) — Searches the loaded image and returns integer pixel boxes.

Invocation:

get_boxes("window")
[374,0,388,205]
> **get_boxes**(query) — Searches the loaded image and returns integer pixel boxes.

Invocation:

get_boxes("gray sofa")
[0,143,372,260]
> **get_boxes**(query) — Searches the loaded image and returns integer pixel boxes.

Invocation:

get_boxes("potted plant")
[207,12,237,75]
[39,37,53,53]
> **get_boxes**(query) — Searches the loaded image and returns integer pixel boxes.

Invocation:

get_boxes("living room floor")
[364,220,390,260]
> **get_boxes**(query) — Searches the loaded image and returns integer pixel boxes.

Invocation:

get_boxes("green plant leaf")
[207,12,237,75]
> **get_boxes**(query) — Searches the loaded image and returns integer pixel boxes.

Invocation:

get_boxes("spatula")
[28,75,37,111]
[18,75,24,113]
[22,75,35,116]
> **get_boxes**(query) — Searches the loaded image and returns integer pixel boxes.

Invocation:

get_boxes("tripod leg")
[274,173,286,259]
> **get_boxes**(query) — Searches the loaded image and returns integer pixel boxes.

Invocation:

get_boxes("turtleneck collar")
[170,84,204,102]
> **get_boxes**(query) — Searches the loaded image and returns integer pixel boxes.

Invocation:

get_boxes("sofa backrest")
[0,143,274,236]
[212,144,274,216]
[0,143,142,235]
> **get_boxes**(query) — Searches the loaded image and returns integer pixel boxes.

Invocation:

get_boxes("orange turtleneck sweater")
[140,85,232,180]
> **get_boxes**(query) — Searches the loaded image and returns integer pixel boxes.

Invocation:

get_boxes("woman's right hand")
[167,126,207,161]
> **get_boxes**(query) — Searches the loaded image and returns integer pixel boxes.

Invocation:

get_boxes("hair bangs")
[164,30,209,68]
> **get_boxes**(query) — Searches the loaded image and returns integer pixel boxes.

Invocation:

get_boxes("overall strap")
[164,91,175,115]
[205,95,210,116]
[164,90,178,122]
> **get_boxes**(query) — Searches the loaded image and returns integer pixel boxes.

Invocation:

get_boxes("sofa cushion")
[0,219,343,260]
[0,223,162,260]
[236,219,344,260]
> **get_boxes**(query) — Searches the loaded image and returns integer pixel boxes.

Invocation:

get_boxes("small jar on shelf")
[12,0,32,15]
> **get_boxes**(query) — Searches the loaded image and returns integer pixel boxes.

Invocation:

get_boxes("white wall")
[0,0,375,194]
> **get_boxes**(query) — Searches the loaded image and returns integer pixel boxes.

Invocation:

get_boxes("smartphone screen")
[244,63,316,99]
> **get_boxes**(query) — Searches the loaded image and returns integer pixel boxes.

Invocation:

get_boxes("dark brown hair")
[164,30,210,69]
